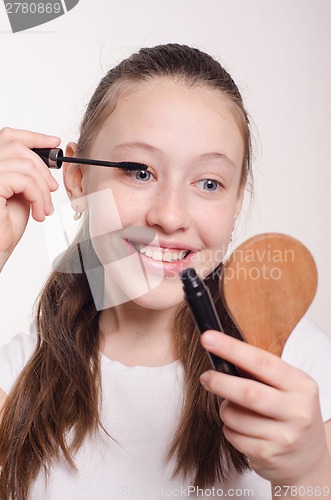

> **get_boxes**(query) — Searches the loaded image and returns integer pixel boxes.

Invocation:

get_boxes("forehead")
[91,78,244,167]
[112,77,239,125]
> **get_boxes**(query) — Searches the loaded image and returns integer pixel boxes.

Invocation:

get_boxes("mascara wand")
[32,148,149,171]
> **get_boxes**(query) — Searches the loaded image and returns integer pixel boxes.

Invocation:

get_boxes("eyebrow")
[113,142,159,154]
[112,142,236,168]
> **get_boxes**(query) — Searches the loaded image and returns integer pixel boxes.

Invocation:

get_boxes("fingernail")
[200,373,209,385]
[48,135,60,143]
[202,332,218,347]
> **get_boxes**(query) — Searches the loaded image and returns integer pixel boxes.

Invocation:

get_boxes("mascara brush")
[32,148,149,171]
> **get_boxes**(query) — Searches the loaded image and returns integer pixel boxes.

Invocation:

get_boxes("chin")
[131,279,185,310]
[101,264,185,310]
[132,293,184,311]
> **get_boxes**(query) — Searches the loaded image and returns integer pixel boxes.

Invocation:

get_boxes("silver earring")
[73,205,83,221]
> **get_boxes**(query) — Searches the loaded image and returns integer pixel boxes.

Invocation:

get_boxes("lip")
[125,240,199,277]
[126,237,199,252]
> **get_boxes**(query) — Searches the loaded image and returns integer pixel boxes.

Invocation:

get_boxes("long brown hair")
[0,44,252,499]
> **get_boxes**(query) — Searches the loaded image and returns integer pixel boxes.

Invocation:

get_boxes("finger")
[200,369,288,420]
[0,142,59,190]
[0,170,51,221]
[220,400,282,439]
[221,425,271,462]
[0,173,46,222]
[0,127,60,149]
[0,159,54,215]
[200,330,304,391]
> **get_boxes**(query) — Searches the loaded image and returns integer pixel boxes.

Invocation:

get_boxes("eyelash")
[195,179,223,192]
[126,170,224,192]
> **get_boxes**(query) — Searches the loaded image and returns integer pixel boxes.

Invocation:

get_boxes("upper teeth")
[132,242,190,262]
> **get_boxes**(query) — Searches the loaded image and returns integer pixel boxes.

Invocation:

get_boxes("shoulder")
[282,317,331,366]
[0,323,38,395]
[282,317,331,421]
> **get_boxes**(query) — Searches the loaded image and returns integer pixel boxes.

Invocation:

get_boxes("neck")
[99,302,179,367]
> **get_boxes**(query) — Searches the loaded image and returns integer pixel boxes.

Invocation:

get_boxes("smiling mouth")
[130,241,192,262]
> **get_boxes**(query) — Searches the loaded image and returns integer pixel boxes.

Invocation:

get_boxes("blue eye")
[132,169,152,182]
[197,179,222,192]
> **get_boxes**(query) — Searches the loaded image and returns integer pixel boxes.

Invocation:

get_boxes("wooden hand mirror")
[220,233,318,356]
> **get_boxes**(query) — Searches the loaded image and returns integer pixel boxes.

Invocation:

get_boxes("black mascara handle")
[32,148,63,169]
[188,285,240,376]
[180,268,241,377]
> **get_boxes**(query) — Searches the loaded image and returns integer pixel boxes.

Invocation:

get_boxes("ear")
[63,142,88,212]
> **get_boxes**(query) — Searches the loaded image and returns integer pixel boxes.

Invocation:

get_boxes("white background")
[0,0,330,346]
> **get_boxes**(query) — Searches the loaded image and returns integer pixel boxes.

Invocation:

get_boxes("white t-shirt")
[0,317,331,499]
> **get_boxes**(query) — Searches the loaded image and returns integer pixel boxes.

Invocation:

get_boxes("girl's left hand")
[199,330,331,487]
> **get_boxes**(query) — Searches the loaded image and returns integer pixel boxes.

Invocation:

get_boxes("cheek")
[199,204,236,247]
[85,189,127,271]
[86,183,145,238]
[107,187,144,228]
[193,204,237,277]
[87,188,124,238]
[87,189,153,272]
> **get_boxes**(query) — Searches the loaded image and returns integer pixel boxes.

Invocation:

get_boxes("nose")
[145,183,191,234]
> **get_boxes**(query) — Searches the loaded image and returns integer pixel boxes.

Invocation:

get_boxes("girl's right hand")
[0,127,61,270]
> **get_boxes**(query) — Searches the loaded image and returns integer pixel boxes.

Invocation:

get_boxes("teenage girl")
[0,44,330,500]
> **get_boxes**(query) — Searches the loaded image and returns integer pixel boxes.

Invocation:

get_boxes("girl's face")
[65,78,245,311]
